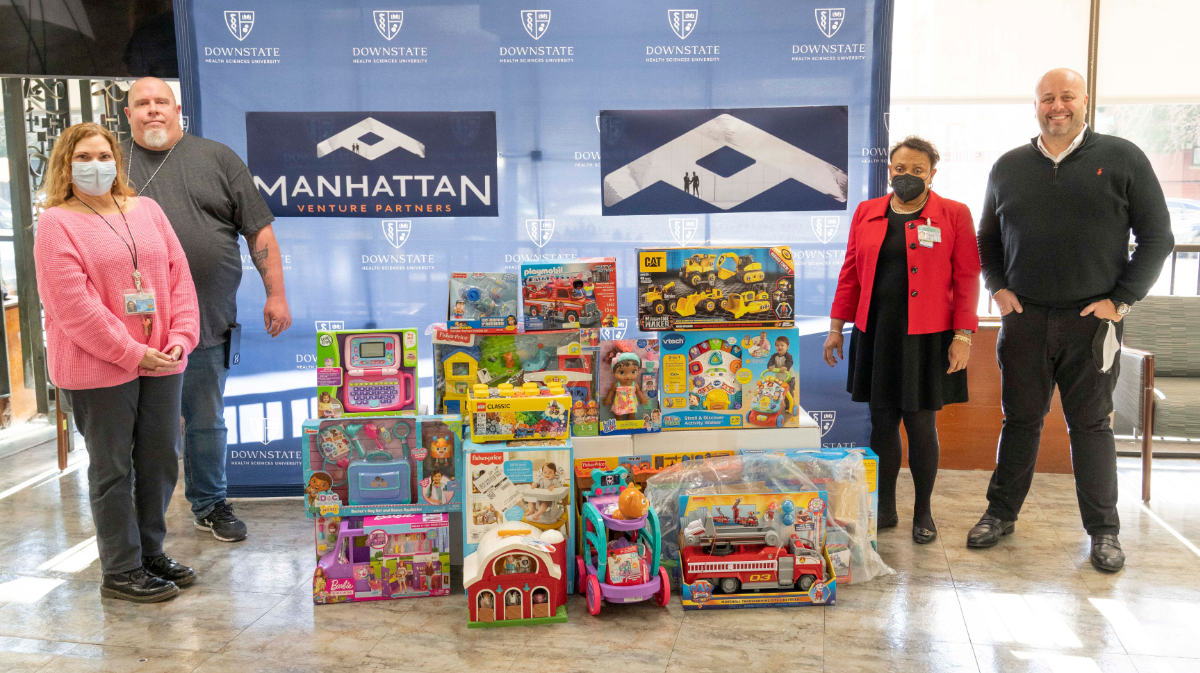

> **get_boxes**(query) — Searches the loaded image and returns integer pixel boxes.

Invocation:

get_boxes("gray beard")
[143,129,169,148]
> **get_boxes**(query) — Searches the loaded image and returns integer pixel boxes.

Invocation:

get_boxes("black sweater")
[978,129,1173,308]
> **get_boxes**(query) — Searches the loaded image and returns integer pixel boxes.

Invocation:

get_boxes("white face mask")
[71,160,118,197]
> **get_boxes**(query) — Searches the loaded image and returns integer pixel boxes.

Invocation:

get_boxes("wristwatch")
[1116,303,1131,316]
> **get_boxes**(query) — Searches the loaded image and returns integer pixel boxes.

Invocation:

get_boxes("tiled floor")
[2,442,1200,673]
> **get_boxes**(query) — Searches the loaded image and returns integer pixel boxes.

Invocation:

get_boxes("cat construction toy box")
[659,329,800,430]
[637,247,795,331]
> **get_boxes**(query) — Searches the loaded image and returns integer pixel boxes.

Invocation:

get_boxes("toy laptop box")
[463,437,575,592]
[677,491,835,609]
[520,258,617,331]
[431,327,598,436]
[316,328,418,418]
[636,246,795,331]
[448,272,519,332]
[302,415,464,518]
[596,339,661,436]
[468,383,572,442]
[312,513,451,604]
[659,328,800,430]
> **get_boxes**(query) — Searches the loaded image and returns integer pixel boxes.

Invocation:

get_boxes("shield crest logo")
[526,219,555,248]
[306,118,337,145]
[669,218,698,245]
[224,11,255,41]
[382,220,411,248]
[450,114,482,146]
[809,411,836,437]
[600,318,629,341]
[521,10,550,40]
[812,216,840,244]
[373,11,403,40]
[668,9,698,39]
[598,115,625,146]
[815,8,845,38]
[181,115,189,133]
[883,111,890,133]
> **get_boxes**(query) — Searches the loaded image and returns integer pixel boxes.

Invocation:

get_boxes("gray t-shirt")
[123,134,274,349]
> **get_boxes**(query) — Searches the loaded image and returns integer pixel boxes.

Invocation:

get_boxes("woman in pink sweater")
[34,123,200,603]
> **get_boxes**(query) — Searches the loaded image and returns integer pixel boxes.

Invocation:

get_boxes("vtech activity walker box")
[520,258,617,331]
[659,328,800,430]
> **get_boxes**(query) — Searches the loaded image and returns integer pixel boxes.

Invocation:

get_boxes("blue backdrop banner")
[175,0,889,496]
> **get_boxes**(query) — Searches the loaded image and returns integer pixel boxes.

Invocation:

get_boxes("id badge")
[123,289,157,315]
[917,222,941,248]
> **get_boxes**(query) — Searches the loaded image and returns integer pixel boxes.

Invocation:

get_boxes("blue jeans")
[182,344,230,519]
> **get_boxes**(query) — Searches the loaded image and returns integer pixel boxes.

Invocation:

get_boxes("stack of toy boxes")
[304,327,460,605]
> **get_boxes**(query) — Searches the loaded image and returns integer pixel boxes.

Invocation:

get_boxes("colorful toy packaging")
[463,438,574,592]
[316,328,419,418]
[463,521,569,627]
[467,383,572,442]
[636,246,795,331]
[596,339,661,436]
[658,328,800,430]
[677,491,835,609]
[448,272,519,332]
[431,327,598,436]
[520,258,618,331]
[313,513,451,604]
[301,415,464,517]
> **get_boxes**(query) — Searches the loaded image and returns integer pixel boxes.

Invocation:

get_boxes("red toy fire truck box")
[520,258,617,331]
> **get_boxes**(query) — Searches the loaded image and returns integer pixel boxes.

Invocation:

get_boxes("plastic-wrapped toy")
[576,466,670,615]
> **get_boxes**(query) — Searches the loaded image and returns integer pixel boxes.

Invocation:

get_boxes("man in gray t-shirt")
[123,77,292,544]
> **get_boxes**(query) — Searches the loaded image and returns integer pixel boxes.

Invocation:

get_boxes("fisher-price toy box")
[431,326,598,437]
[316,328,419,418]
[448,272,519,332]
[463,437,575,592]
[312,512,451,605]
[520,258,617,331]
[595,339,662,436]
[636,246,795,331]
[659,328,801,431]
[676,491,836,609]
[301,415,464,519]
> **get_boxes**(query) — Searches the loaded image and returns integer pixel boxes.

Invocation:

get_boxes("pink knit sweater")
[34,197,200,390]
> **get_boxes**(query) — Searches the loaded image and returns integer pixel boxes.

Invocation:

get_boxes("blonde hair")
[39,122,135,210]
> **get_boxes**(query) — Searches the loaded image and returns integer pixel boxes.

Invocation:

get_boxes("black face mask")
[891,173,927,202]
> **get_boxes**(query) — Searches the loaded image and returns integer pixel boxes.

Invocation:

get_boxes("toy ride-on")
[577,467,670,615]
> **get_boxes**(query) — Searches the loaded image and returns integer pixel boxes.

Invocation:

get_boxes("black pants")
[987,304,1122,535]
[871,405,939,521]
[65,374,184,574]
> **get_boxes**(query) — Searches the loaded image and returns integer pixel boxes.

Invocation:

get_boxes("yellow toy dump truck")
[680,254,718,286]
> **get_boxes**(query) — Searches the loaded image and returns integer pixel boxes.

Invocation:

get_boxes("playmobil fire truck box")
[448,272,519,332]
[677,491,835,609]
[312,512,451,605]
[301,415,464,518]
[520,258,617,331]
[464,437,575,592]
[659,329,800,431]
[636,246,795,331]
[316,328,419,418]
[431,327,598,436]
[596,339,662,436]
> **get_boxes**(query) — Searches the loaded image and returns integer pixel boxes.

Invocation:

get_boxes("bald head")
[1034,68,1088,142]
[124,77,183,149]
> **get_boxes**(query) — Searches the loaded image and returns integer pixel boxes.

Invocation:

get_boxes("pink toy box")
[313,513,451,604]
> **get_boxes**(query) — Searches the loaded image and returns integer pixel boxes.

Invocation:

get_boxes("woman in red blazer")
[823,136,981,544]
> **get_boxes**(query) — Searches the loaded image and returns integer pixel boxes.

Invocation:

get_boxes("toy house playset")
[316,328,419,418]
[463,521,569,627]
[448,272,519,332]
[313,513,451,604]
[658,328,801,430]
[636,246,795,331]
[596,339,661,436]
[520,258,617,331]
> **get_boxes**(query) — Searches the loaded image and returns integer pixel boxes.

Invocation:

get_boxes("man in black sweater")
[970,68,1173,571]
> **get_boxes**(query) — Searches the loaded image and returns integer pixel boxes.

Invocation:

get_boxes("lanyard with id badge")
[917,217,941,248]
[80,195,157,337]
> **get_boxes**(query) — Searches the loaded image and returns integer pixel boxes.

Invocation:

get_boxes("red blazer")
[831,190,981,334]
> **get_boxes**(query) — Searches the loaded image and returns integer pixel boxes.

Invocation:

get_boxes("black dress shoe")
[101,567,179,603]
[143,554,196,588]
[966,513,1015,548]
[1090,534,1125,572]
[913,524,938,545]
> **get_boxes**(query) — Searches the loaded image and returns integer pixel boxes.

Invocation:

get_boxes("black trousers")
[65,374,184,574]
[986,304,1122,535]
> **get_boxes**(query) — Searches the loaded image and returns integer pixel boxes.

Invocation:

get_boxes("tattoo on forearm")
[246,232,275,296]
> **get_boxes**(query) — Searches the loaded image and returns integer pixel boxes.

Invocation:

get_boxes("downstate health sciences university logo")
[600,318,629,341]
[316,118,425,160]
[668,9,698,39]
[812,216,840,244]
[526,219,554,248]
[669,218,698,245]
[809,411,836,436]
[373,11,404,40]
[382,220,411,248]
[521,10,550,39]
[815,8,845,38]
[225,11,254,40]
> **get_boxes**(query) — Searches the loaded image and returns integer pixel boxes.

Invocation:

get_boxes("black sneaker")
[142,554,196,587]
[101,567,179,603]
[194,501,248,542]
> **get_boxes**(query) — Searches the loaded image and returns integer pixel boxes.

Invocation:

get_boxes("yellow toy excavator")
[715,252,765,284]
